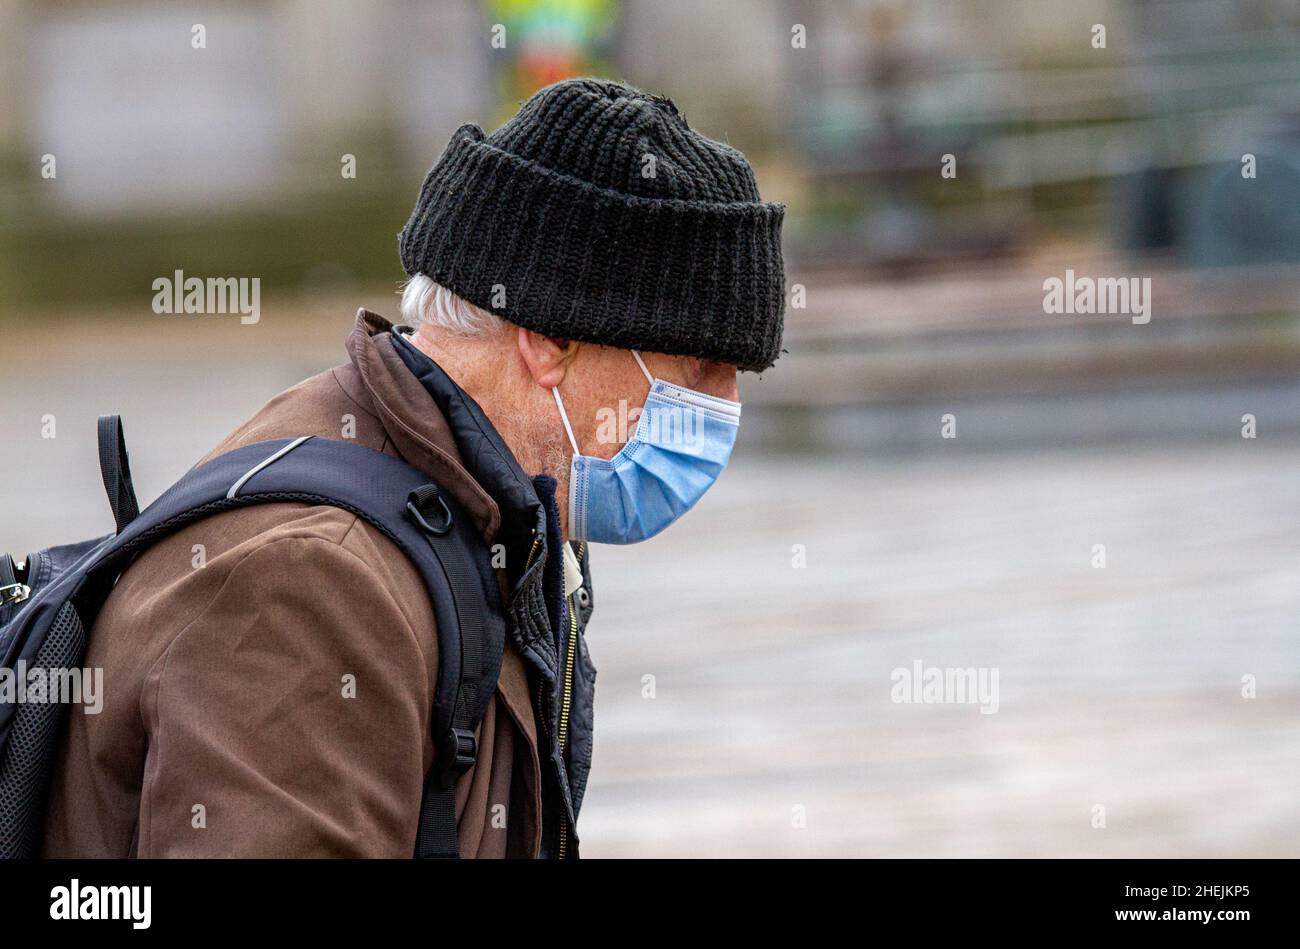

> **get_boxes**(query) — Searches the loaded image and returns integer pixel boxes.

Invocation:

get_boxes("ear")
[515,326,577,389]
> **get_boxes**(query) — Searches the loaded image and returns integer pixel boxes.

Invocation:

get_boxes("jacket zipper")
[519,530,565,857]
[522,533,542,575]
[556,541,584,860]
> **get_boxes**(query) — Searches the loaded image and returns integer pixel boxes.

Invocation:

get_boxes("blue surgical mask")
[553,351,741,545]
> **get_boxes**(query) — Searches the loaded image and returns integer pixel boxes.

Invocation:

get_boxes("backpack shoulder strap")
[91,435,504,859]
[97,415,140,535]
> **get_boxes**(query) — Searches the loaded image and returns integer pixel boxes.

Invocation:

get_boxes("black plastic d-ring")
[406,487,454,536]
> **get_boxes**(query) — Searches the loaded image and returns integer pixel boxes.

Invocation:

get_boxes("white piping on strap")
[226,435,314,499]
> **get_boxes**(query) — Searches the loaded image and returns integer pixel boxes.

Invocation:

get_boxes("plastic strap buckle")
[436,727,477,789]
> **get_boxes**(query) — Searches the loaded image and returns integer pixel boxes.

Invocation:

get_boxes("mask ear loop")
[631,350,655,387]
[551,386,581,456]
[554,352,653,459]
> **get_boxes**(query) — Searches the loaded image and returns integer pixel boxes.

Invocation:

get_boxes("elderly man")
[41,78,785,858]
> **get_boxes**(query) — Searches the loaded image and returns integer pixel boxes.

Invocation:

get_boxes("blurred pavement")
[584,445,1300,857]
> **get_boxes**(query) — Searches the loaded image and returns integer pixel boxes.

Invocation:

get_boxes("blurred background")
[2,0,1298,856]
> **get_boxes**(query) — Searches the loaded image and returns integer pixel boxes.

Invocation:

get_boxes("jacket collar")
[343,309,500,539]
[389,325,549,564]
[344,309,548,579]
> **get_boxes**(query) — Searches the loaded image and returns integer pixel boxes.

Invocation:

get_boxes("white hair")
[399,274,507,336]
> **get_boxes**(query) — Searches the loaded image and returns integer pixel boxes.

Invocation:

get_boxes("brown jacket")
[43,311,542,857]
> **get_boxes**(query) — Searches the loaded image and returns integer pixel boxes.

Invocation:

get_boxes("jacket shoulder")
[93,499,437,685]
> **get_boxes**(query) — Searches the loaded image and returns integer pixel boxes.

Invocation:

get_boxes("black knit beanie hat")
[399,78,785,372]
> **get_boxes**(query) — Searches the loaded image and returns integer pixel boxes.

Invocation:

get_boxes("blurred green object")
[485,0,620,120]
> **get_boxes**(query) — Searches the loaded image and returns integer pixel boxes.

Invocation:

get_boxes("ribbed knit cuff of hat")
[399,81,786,372]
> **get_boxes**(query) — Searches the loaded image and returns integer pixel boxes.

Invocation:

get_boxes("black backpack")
[0,415,503,858]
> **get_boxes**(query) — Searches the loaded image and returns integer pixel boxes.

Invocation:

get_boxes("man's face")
[561,345,738,462]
